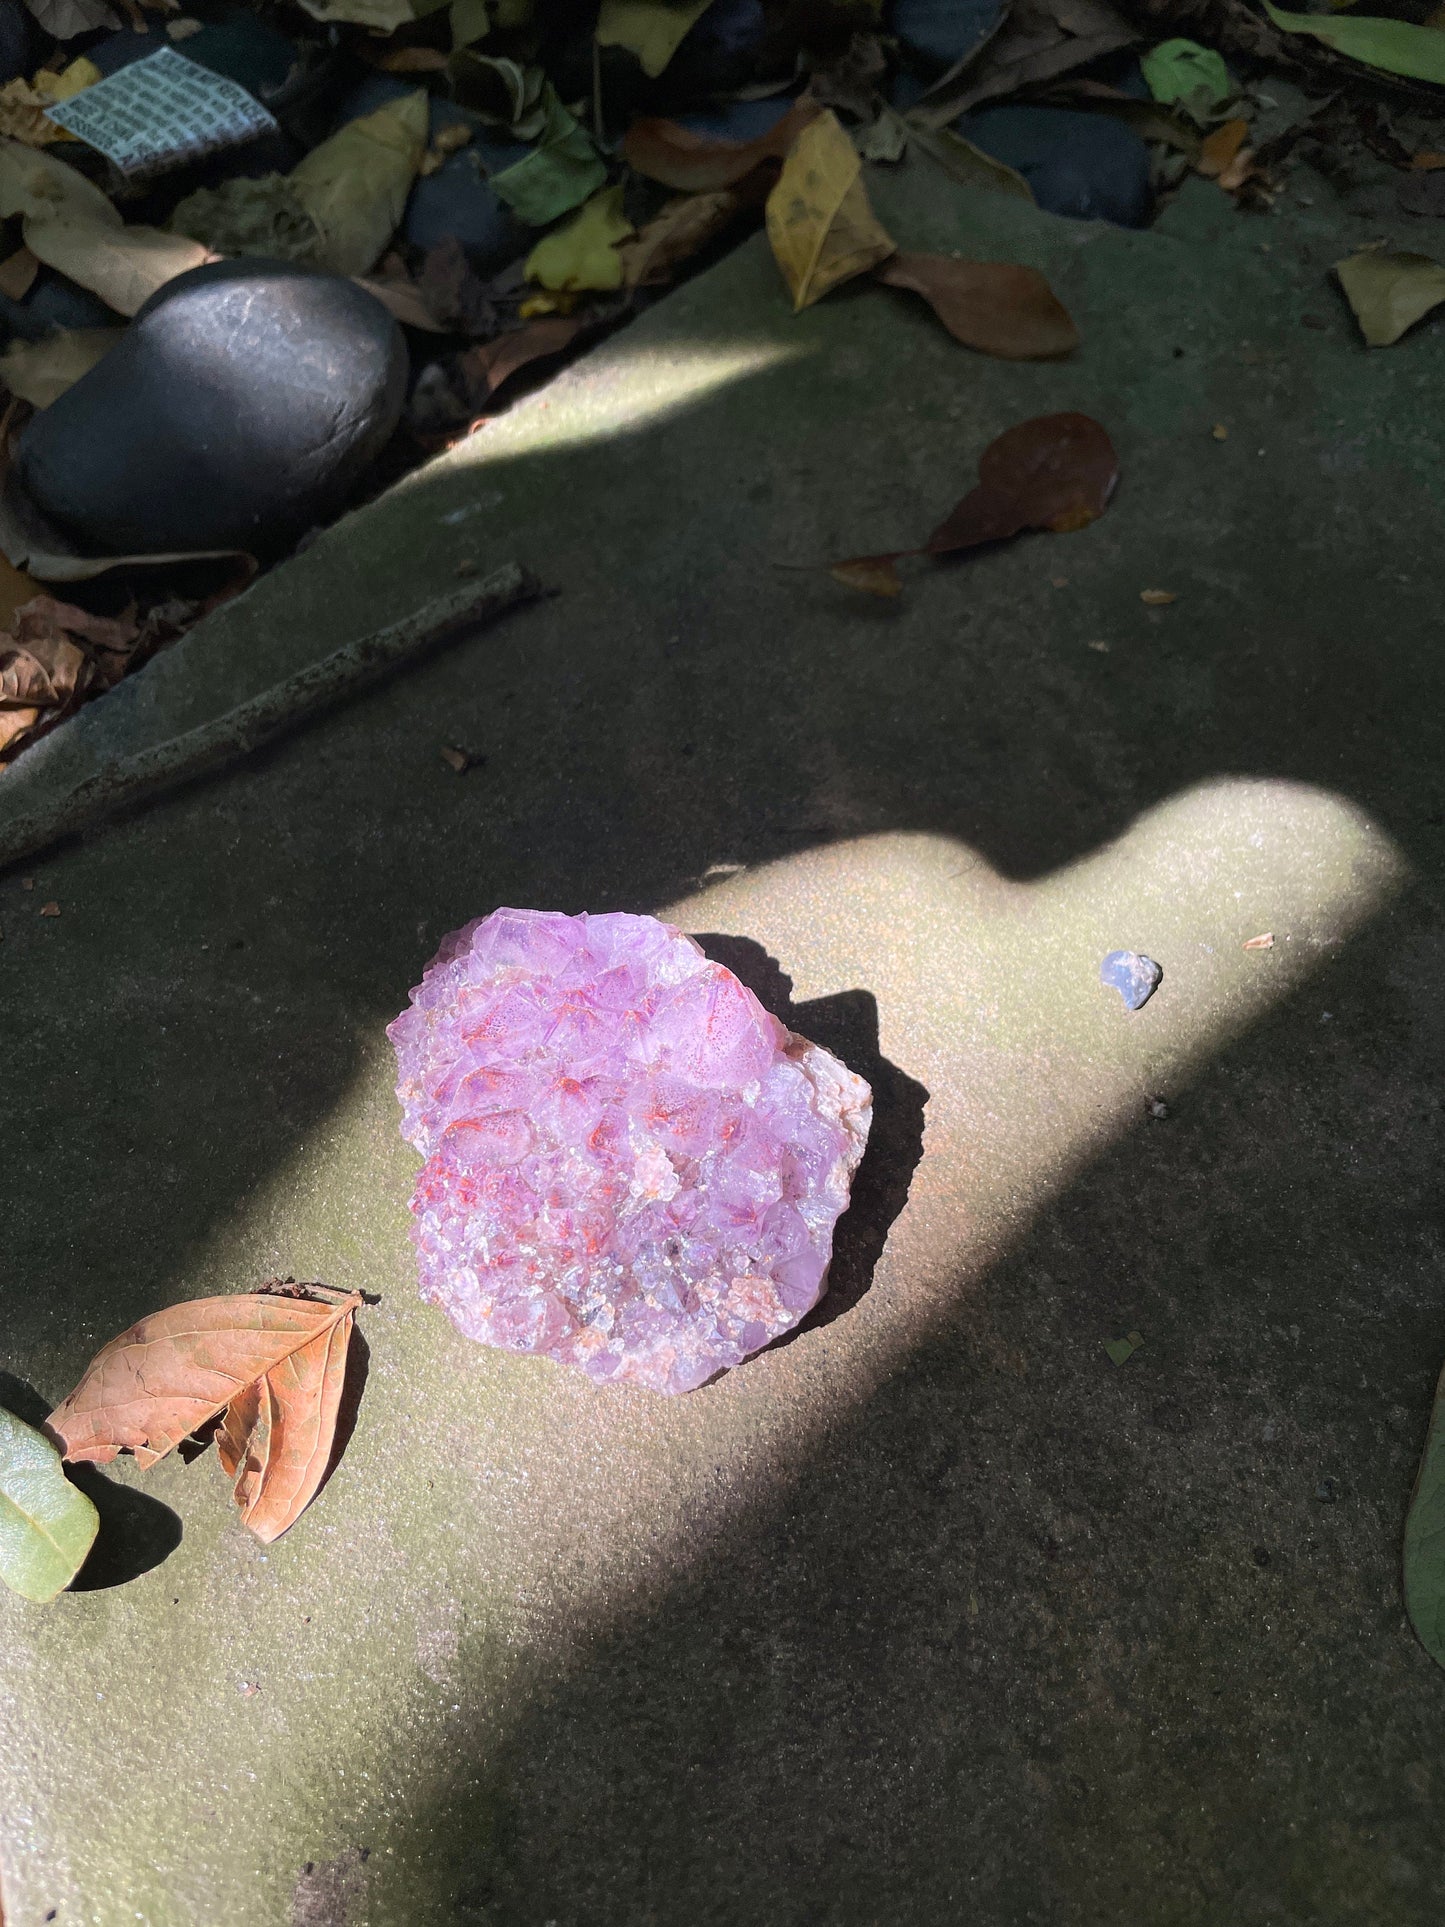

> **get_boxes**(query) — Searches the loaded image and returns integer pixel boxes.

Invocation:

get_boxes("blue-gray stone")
[0,0,34,87]
[892,0,1006,71]
[958,105,1152,227]
[15,260,406,556]
[1101,951,1163,1011]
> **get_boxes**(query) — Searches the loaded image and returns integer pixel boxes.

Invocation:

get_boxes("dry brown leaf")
[765,109,896,313]
[461,315,586,398]
[875,251,1078,359]
[1195,116,1250,178]
[830,554,903,596]
[623,98,821,192]
[1141,587,1177,604]
[215,1304,354,1543]
[617,187,750,287]
[0,625,88,709]
[832,413,1118,594]
[927,413,1119,551]
[1243,932,1275,949]
[0,245,38,300]
[47,1286,362,1480]
[1411,150,1445,170]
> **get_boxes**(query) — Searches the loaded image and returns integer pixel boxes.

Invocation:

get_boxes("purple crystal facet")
[387,908,872,1394]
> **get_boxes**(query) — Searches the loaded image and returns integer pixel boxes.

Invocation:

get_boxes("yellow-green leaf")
[765,109,896,314]
[595,0,713,78]
[490,89,606,226]
[0,1404,98,1603]
[526,185,634,291]
[1335,249,1445,346]
[1264,2,1445,83]
[289,89,429,276]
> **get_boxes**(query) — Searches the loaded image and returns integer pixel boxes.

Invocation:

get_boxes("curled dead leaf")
[618,186,755,288]
[48,1284,362,1541]
[1141,588,1177,605]
[875,251,1078,360]
[1243,932,1275,949]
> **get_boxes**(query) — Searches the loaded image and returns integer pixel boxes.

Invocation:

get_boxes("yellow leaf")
[525,184,634,292]
[33,56,101,103]
[1335,248,1445,346]
[0,325,121,407]
[596,0,713,79]
[765,110,896,313]
[289,90,428,276]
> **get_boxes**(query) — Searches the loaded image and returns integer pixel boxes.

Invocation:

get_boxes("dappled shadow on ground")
[4,211,1445,1921]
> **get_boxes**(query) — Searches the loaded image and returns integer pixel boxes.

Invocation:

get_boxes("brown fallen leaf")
[1195,117,1250,179]
[0,244,36,301]
[928,413,1119,552]
[215,1303,355,1543]
[829,554,903,597]
[38,899,58,914]
[1212,423,1229,440]
[1141,588,1177,605]
[766,109,896,313]
[460,314,587,399]
[875,251,1078,360]
[1243,932,1275,949]
[618,186,755,289]
[48,1284,361,1467]
[832,413,1118,593]
[1411,151,1445,171]
[1216,144,1259,196]
[623,98,820,192]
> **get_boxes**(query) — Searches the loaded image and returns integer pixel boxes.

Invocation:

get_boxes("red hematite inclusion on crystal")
[387,908,873,1394]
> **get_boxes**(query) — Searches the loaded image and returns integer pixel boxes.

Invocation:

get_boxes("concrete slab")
[4,153,1445,1925]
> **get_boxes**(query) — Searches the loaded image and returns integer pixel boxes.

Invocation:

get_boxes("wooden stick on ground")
[0,561,544,873]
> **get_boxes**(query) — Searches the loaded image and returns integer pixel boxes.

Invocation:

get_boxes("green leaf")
[1263,3,1445,85]
[1141,38,1231,111]
[0,1404,98,1603]
[1405,1357,1445,1667]
[490,90,607,227]
[1335,249,1445,346]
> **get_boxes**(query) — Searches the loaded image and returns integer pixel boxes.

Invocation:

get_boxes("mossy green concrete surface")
[3,156,1445,1924]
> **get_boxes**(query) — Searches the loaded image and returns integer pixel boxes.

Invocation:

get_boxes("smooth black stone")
[958,105,1153,227]
[15,260,406,555]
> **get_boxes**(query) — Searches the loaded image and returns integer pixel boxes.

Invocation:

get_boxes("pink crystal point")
[387,909,872,1394]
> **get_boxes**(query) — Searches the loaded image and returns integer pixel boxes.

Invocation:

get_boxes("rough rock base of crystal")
[388,908,872,1394]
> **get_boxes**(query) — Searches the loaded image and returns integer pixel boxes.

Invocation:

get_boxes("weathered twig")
[0,561,544,873]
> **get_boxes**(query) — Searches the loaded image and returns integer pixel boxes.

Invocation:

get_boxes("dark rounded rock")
[959,105,1152,227]
[0,268,118,345]
[893,0,1005,71]
[0,0,35,86]
[15,260,406,555]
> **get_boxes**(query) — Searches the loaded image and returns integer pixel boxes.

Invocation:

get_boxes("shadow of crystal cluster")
[388,908,872,1394]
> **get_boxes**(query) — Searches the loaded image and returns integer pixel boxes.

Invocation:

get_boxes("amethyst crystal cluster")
[388,908,872,1394]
